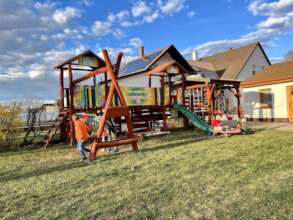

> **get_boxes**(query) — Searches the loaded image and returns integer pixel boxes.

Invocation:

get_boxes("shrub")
[0,103,23,148]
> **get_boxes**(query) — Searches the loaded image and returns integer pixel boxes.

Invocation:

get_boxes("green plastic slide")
[173,103,213,136]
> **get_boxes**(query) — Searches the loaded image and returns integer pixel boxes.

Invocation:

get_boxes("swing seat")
[93,137,138,149]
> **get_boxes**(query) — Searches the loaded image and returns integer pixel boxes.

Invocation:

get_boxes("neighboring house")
[188,42,271,81]
[116,45,194,87]
[188,42,271,113]
[241,60,293,122]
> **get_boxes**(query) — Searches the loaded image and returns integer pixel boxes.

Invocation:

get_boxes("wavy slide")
[173,103,214,136]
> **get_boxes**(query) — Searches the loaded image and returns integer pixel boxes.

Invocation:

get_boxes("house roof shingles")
[188,43,268,81]
[241,60,293,88]
[118,45,194,78]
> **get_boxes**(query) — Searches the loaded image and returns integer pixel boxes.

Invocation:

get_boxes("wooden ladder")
[43,110,69,148]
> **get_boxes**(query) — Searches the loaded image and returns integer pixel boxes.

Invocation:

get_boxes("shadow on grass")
[96,135,214,163]
[0,143,70,158]
[0,161,89,183]
[141,136,214,153]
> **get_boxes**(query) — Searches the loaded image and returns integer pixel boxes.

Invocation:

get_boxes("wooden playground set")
[44,48,243,160]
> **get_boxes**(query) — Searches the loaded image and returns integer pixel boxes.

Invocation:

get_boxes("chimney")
[139,46,144,58]
[192,51,198,61]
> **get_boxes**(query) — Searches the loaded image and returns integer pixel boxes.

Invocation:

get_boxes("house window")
[259,89,272,108]
[252,64,256,75]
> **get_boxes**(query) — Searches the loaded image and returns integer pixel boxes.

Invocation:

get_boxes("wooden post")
[59,68,64,110]
[168,75,171,105]
[148,76,152,87]
[160,75,165,106]
[181,70,185,106]
[181,70,188,128]
[93,75,96,87]
[207,83,216,124]
[207,84,212,124]
[161,75,166,129]
[59,68,66,140]
[236,85,241,119]
[68,63,75,146]
[191,90,194,112]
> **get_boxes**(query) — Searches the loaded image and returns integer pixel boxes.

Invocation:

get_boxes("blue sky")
[0,0,293,101]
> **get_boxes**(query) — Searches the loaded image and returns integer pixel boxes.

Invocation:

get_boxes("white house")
[241,60,293,122]
[188,42,271,113]
[116,45,194,88]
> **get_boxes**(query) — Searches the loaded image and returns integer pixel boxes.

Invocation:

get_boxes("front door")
[286,85,293,122]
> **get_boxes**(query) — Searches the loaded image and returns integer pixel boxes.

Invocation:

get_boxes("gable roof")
[241,60,293,88]
[188,42,271,81]
[146,60,189,76]
[118,45,194,78]
[55,50,105,69]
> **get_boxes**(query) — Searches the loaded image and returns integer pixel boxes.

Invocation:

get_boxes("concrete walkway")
[246,122,293,131]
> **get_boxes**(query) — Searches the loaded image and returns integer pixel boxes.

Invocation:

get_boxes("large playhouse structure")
[44,47,243,159]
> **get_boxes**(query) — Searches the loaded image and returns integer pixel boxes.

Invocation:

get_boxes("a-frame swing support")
[89,49,138,160]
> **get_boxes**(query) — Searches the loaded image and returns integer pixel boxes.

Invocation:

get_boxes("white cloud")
[143,11,160,23]
[249,0,293,15]
[187,11,196,18]
[92,20,112,36]
[82,0,94,7]
[157,0,186,15]
[53,7,81,25]
[257,14,292,29]
[0,0,89,100]
[34,1,56,11]
[184,0,293,58]
[108,10,129,23]
[131,1,152,17]
[28,63,46,78]
[129,37,143,48]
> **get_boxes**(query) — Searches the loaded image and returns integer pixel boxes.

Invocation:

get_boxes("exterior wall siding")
[237,46,270,81]
[224,45,271,113]
[242,82,293,120]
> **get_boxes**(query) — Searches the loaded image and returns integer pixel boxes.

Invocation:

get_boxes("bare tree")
[285,50,293,61]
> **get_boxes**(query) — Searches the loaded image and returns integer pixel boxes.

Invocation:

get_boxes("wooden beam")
[62,67,95,71]
[72,66,109,85]
[93,137,138,149]
[115,52,123,75]
[104,72,108,99]
[102,49,127,106]
[186,84,208,90]
[90,49,138,160]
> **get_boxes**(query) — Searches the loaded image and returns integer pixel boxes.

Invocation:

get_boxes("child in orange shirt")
[72,114,91,161]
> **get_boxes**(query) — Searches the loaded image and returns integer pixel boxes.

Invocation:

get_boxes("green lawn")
[0,129,292,219]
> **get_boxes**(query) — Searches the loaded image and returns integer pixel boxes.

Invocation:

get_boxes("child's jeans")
[77,140,90,159]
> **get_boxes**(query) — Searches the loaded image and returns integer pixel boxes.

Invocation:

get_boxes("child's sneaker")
[80,157,87,162]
